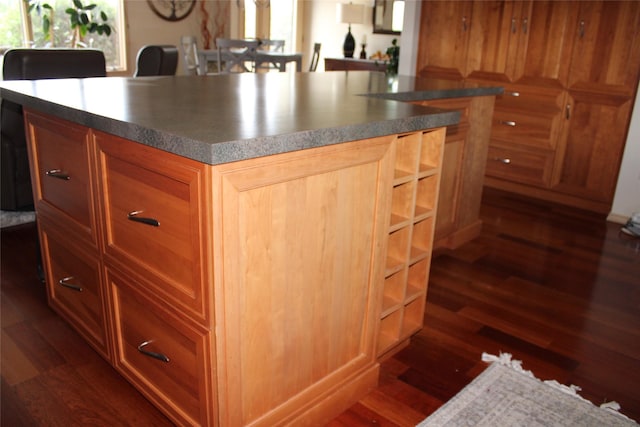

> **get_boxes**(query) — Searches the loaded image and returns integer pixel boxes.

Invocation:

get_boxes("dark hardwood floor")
[2,188,640,426]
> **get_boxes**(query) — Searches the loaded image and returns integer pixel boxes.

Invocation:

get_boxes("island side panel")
[211,136,396,426]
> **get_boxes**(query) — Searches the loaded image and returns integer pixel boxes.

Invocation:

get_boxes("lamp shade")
[337,3,365,24]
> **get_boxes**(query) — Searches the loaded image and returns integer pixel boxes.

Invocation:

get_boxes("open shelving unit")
[378,127,445,358]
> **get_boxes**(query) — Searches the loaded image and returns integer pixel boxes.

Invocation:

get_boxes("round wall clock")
[147,0,196,22]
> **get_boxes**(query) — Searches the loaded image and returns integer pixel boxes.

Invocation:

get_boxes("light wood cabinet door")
[417,0,473,79]
[25,111,99,244]
[95,132,211,323]
[567,1,640,97]
[211,137,394,426]
[39,221,110,359]
[108,268,214,427]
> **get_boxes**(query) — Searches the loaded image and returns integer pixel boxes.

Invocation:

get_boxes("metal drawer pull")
[127,211,160,227]
[506,91,520,97]
[58,276,82,292]
[137,341,170,363]
[500,120,516,127]
[46,169,71,180]
[495,158,511,164]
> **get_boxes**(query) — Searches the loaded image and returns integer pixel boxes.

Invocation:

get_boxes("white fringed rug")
[417,353,638,427]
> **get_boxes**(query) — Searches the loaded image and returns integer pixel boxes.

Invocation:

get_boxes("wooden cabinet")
[26,108,446,425]
[414,96,495,249]
[324,57,387,72]
[418,0,640,212]
[378,128,445,358]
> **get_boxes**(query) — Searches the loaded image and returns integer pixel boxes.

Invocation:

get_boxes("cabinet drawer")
[25,111,97,239]
[491,108,562,150]
[108,269,212,427]
[486,145,554,187]
[40,223,109,358]
[95,132,209,321]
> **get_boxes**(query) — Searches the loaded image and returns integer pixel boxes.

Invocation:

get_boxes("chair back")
[309,43,321,72]
[258,39,285,52]
[134,45,178,77]
[180,36,200,75]
[1,48,106,210]
[216,38,260,73]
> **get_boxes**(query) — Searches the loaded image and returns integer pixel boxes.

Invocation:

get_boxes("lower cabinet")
[39,217,111,360]
[27,109,446,426]
[107,267,214,426]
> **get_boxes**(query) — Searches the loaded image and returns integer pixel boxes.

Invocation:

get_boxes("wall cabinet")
[417,0,640,212]
[25,109,446,426]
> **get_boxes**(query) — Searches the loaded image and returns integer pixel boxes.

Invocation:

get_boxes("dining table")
[197,48,302,74]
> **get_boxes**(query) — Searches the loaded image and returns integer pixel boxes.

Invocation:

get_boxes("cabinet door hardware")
[579,20,585,38]
[565,104,571,119]
[494,158,511,164]
[522,17,528,34]
[511,17,517,33]
[58,276,83,292]
[505,91,520,97]
[137,340,170,362]
[45,169,71,180]
[500,120,517,127]
[127,211,160,227]
[462,16,468,32]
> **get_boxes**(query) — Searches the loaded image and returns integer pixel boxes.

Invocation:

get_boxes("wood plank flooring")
[2,188,640,426]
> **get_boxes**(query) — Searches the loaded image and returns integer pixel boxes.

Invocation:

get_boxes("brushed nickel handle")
[505,91,520,97]
[500,120,516,127]
[495,158,511,164]
[579,20,585,38]
[522,17,528,34]
[462,16,468,32]
[58,276,82,292]
[566,104,571,119]
[45,169,70,180]
[511,17,517,33]
[137,341,170,363]
[127,211,160,227]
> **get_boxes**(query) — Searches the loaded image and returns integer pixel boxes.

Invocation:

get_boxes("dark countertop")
[0,72,502,165]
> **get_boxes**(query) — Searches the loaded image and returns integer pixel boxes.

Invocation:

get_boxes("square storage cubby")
[410,217,434,262]
[401,297,426,337]
[382,270,405,315]
[390,181,415,230]
[419,129,445,173]
[377,309,402,355]
[415,175,438,218]
[407,258,430,299]
[386,226,410,275]
[395,132,420,179]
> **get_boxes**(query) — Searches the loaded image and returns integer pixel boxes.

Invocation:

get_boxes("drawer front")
[486,145,555,187]
[108,269,212,427]
[95,132,209,321]
[40,223,109,358]
[490,108,562,150]
[25,111,96,237]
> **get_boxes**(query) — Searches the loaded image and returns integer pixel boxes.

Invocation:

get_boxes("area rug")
[0,210,36,228]
[417,352,638,426]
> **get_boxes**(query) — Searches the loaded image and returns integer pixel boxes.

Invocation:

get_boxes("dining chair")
[216,38,260,73]
[134,45,179,77]
[180,35,200,75]
[309,43,321,72]
[254,39,285,72]
[1,48,106,211]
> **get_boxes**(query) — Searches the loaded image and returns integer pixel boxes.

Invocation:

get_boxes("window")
[243,0,297,50]
[0,0,126,72]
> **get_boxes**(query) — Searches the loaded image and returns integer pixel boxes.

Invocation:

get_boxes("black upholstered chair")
[1,48,107,211]
[134,45,179,77]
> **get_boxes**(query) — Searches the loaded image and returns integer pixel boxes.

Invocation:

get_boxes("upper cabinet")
[567,1,640,97]
[417,1,473,80]
[416,0,640,212]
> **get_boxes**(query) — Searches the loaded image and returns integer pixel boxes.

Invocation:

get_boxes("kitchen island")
[1,72,500,426]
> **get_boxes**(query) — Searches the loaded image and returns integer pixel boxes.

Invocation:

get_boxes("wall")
[609,86,640,223]
[118,0,228,76]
